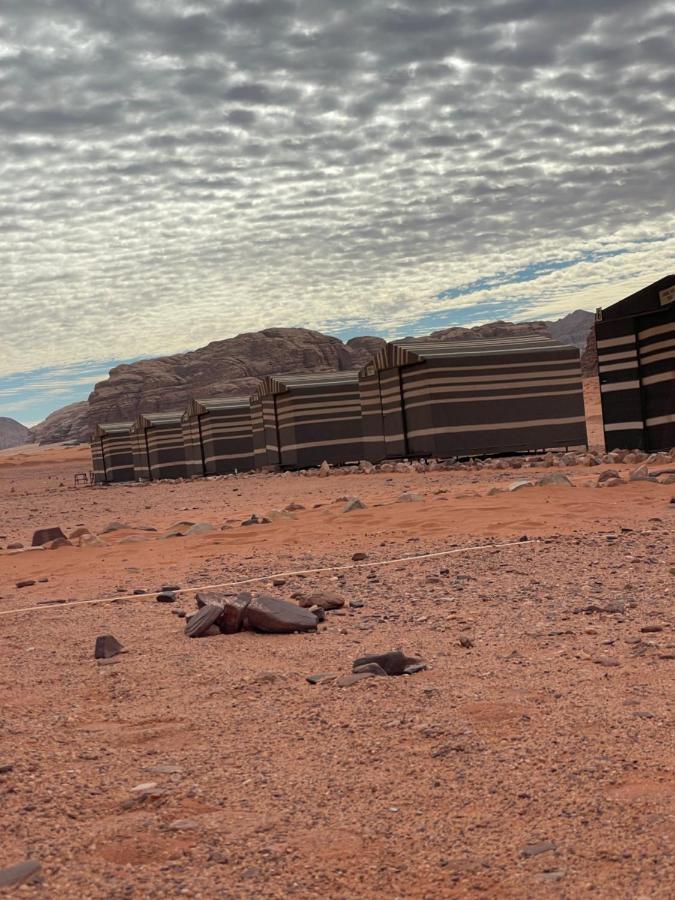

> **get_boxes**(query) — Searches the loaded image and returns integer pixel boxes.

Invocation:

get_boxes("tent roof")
[184,396,250,418]
[252,370,359,400]
[598,274,675,322]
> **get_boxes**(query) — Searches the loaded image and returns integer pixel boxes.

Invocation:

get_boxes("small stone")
[593,656,621,667]
[94,634,125,659]
[349,599,364,609]
[0,761,14,774]
[7,542,23,550]
[100,521,131,534]
[0,860,41,888]
[244,594,318,633]
[640,625,663,633]
[352,650,422,676]
[397,492,424,502]
[186,523,215,536]
[16,579,36,589]
[459,635,474,649]
[298,591,344,611]
[522,840,556,859]
[306,673,336,685]
[537,473,573,487]
[509,480,534,491]
[156,591,177,603]
[272,577,287,587]
[31,526,66,546]
[352,552,368,561]
[343,498,366,512]
[308,605,326,623]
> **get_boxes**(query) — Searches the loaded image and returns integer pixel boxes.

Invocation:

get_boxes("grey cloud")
[0,0,674,381]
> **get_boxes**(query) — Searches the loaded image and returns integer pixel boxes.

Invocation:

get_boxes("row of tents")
[91,276,674,484]
[91,333,589,483]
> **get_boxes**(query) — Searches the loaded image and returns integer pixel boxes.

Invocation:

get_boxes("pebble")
[0,860,41,888]
[16,579,36,588]
[156,591,177,603]
[94,634,125,659]
[522,840,556,858]
[593,656,621,667]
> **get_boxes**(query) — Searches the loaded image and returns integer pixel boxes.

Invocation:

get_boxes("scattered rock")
[397,492,424,502]
[31,526,66,547]
[156,591,177,603]
[0,761,14,774]
[94,634,125,659]
[509,480,534,492]
[186,523,216,536]
[352,650,423,676]
[0,860,41,888]
[349,599,364,609]
[640,625,663,633]
[197,591,251,634]
[459,636,474,649]
[7,542,23,550]
[343,498,366,512]
[522,840,556,859]
[593,656,621,667]
[298,591,345,611]
[100,521,131,534]
[352,552,368,561]
[537,473,573,487]
[306,673,336,685]
[167,819,199,831]
[16,579,36,589]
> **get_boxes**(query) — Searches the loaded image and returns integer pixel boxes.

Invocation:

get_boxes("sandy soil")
[1,444,673,898]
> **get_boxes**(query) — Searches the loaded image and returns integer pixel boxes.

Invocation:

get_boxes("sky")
[1,0,674,426]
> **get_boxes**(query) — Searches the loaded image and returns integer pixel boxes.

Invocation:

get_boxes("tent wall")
[182,415,204,477]
[596,279,674,451]
[252,374,363,469]
[360,338,587,459]
[91,439,106,484]
[132,430,151,481]
[145,423,187,479]
[182,401,255,476]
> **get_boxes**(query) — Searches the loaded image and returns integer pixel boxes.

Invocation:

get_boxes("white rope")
[0,539,538,618]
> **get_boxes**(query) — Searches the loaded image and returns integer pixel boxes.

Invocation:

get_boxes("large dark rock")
[197,590,251,634]
[244,594,318,634]
[352,650,423,676]
[94,634,125,659]
[31,527,66,547]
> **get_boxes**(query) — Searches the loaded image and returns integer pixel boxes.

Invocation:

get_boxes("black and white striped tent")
[182,397,255,477]
[359,335,587,460]
[91,422,135,484]
[595,275,675,452]
[251,372,363,469]
[130,412,187,481]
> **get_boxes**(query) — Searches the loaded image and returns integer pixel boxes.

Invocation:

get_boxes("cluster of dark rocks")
[184,590,321,637]
[307,650,427,687]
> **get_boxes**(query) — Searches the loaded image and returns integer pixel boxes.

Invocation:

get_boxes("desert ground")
[0,440,673,899]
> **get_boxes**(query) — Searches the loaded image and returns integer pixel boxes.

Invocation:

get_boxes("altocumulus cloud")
[1,0,674,380]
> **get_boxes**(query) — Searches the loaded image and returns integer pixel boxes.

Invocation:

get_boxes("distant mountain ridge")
[29,310,596,444]
[0,416,31,450]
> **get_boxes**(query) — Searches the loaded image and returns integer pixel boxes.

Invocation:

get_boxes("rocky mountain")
[30,401,90,445]
[31,311,596,444]
[0,417,31,450]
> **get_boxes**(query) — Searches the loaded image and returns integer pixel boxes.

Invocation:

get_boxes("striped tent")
[182,397,255,477]
[596,275,675,452]
[130,412,187,481]
[359,335,587,460]
[251,371,363,469]
[91,422,135,484]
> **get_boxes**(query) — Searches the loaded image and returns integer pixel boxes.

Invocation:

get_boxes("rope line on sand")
[0,539,538,618]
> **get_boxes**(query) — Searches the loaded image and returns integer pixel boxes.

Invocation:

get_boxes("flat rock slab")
[94,634,125,659]
[306,673,336,685]
[0,860,41,888]
[244,594,318,633]
[185,602,224,637]
[353,662,388,676]
[352,650,422,676]
[32,526,66,547]
[522,841,557,859]
[537,473,573,487]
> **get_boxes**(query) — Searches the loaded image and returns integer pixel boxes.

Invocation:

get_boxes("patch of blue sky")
[0,359,134,426]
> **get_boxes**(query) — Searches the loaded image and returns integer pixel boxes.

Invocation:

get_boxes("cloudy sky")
[1,0,674,425]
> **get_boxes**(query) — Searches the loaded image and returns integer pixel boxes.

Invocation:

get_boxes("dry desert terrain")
[0,442,673,899]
